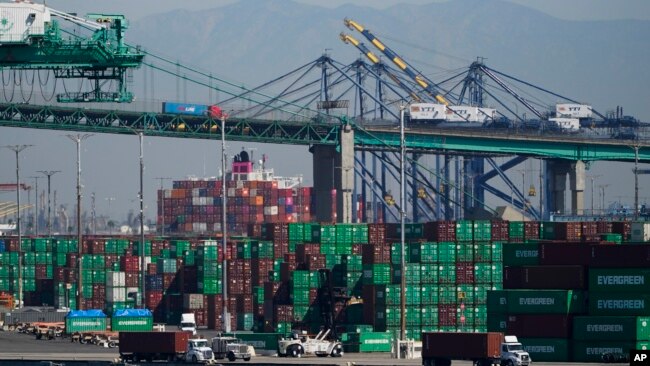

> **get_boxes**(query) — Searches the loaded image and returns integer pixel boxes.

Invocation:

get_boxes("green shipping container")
[520,338,570,362]
[502,243,539,266]
[65,310,107,333]
[588,292,650,316]
[456,220,473,241]
[486,290,509,314]
[111,309,153,331]
[571,340,649,362]
[589,268,650,293]
[506,289,586,314]
[420,242,438,263]
[437,242,456,263]
[573,316,650,341]
[224,332,283,351]
[486,312,508,332]
[346,332,393,352]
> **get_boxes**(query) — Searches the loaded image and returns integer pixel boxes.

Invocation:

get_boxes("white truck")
[277,329,343,358]
[186,338,215,363]
[500,336,531,366]
[180,313,197,335]
[211,336,253,361]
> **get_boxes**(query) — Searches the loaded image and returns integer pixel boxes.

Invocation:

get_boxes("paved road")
[0,330,620,366]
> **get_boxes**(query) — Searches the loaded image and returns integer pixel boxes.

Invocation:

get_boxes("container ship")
[158,150,314,236]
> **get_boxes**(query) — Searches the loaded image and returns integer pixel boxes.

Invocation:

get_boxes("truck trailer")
[119,331,214,363]
[421,332,531,366]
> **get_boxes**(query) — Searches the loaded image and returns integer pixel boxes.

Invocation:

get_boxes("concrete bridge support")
[547,159,585,215]
[312,125,355,223]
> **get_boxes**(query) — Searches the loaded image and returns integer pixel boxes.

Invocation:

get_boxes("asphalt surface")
[0,330,624,366]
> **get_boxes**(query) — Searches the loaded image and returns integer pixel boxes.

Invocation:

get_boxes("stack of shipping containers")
[0,216,649,359]
[490,220,650,362]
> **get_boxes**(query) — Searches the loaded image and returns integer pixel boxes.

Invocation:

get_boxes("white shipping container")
[192,197,201,206]
[631,222,650,242]
[227,188,236,197]
[183,293,205,310]
[236,181,244,189]
[164,189,172,198]
[106,271,126,287]
[556,103,593,119]
[549,117,580,131]
[192,222,208,232]
[213,223,222,232]
[446,106,481,122]
[0,3,50,43]
[192,188,201,197]
[408,103,447,121]
[264,206,279,215]
[107,287,126,302]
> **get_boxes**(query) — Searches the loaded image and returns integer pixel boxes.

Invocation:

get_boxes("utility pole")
[3,144,33,309]
[154,177,172,236]
[66,134,92,310]
[91,193,96,235]
[38,170,60,237]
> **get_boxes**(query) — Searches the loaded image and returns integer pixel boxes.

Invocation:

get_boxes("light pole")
[399,105,406,344]
[154,177,172,236]
[38,170,60,237]
[598,184,609,215]
[28,176,40,235]
[632,145,640,220]
[105,197,116,232]
[587,175,602,216]
[3,144,32,309]
[220,112,231,333]
[137,131,146,309]
[66,134,92,310]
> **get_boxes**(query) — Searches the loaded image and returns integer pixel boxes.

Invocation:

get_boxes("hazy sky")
[44,0,650,21]
[1,0,648,229]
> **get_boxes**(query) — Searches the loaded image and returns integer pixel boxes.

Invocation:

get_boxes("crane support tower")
[0,1,144,103]
[344,18,449,105]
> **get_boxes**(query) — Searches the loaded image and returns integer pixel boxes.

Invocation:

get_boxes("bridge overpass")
[1,102,649,223]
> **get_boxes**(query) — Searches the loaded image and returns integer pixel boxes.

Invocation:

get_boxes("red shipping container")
[424,221,456,242]
[590,243,650,267]
[504,265,585,289]
[539,243,591,265]
[506,314,572,338]
[438,304,457,326]
[455,262,475,284]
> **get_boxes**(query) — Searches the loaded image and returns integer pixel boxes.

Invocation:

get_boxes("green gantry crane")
[0,1,144,103]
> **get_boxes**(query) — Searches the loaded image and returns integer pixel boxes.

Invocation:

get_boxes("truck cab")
[180,313,197,335]
[186,338,214,363]
[501,336,531,366]
[211,336,252,361]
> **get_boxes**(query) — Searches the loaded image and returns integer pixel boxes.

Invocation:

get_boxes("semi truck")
[421,332,531,366]
[118,331,214,363]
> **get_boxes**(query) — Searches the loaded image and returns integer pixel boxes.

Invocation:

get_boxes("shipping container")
[421,332,503,360]
[588,292,650,316]
[506,314,572,338]
[520,338,570,362]
[111,308,153,332]
[503,265,585,289]
[65,309,107,333]
[571,340,649,362]
[572,316,650,341]
[589,268,650,293]
[502,243,539,266]
[504,289,586,314]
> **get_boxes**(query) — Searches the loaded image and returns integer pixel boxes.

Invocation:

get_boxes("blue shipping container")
[162,102,209,116]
